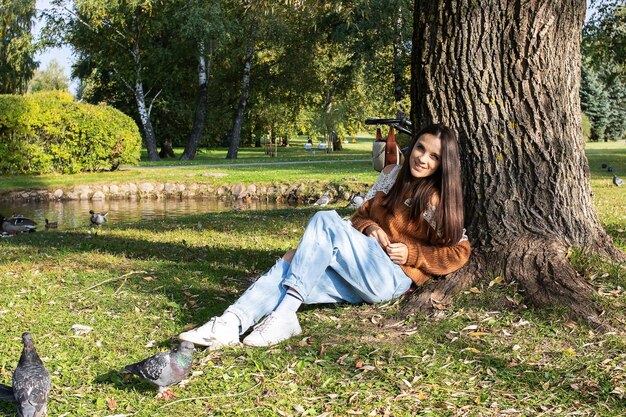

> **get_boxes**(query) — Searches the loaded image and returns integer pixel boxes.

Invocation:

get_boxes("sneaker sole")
[178,332,212,347]
[242,328,302,347]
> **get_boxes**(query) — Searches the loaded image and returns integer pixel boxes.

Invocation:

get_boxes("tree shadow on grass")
[0,404,14,417]
[94,368,164,397]
[0,208,328,330]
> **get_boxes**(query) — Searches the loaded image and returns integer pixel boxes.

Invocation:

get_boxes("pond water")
[0,198,289,230]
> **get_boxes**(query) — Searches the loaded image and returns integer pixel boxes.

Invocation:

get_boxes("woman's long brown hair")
[381,124,464,245]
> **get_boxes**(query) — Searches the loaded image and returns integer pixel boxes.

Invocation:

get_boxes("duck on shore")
[89,210,108,226]
[0,214,37,233]
[45,219,58,229]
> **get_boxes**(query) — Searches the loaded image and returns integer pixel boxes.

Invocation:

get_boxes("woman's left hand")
[386,242,408,265]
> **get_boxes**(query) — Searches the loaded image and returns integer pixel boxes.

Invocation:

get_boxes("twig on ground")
[66,271,147,296]
[159,382,262,409]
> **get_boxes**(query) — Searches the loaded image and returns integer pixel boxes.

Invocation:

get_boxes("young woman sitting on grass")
[179,123,471,348]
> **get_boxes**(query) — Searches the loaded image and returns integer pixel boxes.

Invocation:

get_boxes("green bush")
[0,91,141,174]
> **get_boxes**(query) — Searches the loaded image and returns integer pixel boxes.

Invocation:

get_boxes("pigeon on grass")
[614,174,624,187]
[313,191,331,207]
[122,341,194,400]
[12,332,51,417]
[347,192,365,209]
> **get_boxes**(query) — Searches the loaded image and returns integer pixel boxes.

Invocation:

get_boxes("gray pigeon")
[313,191,331,207]
[89,210,108,226]
[12,333,51,417]
[347,192,365,209]
[122,341,194,399]
[614,174,624,187]
[607,166,614,172]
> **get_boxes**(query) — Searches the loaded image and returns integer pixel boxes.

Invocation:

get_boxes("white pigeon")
[313,192,331,207]
[347,192,365,209]
[614,174,624,187]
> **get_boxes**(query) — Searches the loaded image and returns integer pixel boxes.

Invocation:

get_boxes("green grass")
[138,134,377,167]
[0,135,379,192]
[0,141,624,416]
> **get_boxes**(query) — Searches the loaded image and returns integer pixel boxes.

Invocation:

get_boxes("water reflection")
[0,198,287,229]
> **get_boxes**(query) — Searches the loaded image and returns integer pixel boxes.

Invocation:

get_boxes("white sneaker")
[178,316,240,349]
[242,312,302,347]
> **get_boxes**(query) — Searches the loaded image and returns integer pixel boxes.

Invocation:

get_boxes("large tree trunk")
[404,0,625,325]
[226,43,254,160]
[181,42,212,161]
[133,79,160,161]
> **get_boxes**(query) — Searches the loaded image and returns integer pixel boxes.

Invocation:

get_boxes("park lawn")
[0,135,380,193]
[137,134,380,167]
[0,141,624,416]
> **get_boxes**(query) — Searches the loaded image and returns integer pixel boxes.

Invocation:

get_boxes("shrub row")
[0,91,141,174]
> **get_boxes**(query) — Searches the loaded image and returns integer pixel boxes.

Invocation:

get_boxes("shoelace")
[194,318,221,340]
[253,314,279,335]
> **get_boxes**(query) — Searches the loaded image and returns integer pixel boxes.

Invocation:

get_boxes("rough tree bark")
[403,0,625,325]
[226,42,254,160]
[180,41,212,161]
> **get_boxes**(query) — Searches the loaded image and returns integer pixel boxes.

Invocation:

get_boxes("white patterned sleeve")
[364,165,401,201]
[422,205,469,243]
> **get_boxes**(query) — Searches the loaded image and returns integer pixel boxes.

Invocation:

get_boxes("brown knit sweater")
[351,192,471,285]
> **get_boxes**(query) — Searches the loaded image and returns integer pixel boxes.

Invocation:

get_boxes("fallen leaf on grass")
[563,347,577,356]
[71,324,93,335]
[106,397,117,411]
[489,276,504,287]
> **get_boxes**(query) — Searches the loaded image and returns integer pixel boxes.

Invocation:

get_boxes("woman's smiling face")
[410,133,442,179]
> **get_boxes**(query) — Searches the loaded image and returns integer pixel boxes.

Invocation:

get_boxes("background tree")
[580,64,610,141]
[42,0,413,156]
[28,59,69,92]
[582,1,626,141]
[405,0,625,325]
[0,0,38,94]
[50,0,171,160]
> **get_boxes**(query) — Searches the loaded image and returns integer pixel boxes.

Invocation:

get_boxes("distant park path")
[123,159,370,170]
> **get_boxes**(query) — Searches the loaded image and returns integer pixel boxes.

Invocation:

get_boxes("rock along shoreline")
[0,180,368,205]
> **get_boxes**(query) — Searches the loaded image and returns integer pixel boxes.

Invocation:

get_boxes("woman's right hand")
[366,225,391,249]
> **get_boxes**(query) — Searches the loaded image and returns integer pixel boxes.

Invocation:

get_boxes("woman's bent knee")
[282,250,296,263]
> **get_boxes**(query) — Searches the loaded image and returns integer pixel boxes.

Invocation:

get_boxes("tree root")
[503,235,605,329]
[398,234,616,330]
[397,252,485,317]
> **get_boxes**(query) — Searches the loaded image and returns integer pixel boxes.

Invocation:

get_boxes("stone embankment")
[0,180,365,204]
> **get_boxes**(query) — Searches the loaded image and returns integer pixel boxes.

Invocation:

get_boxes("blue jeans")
[226,210,412,333]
